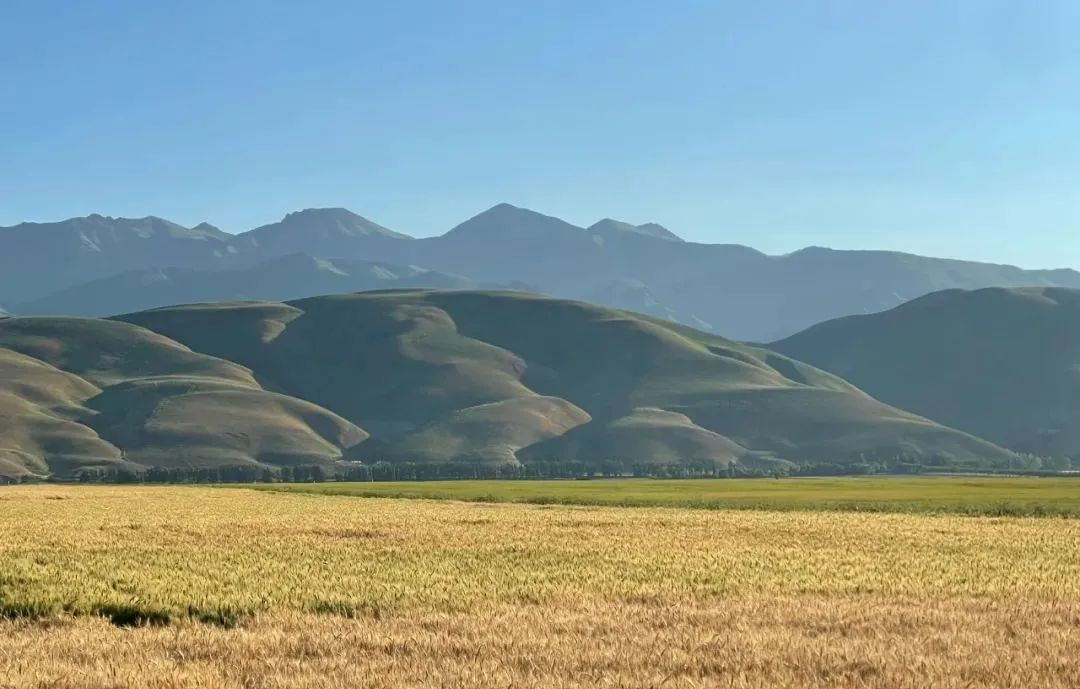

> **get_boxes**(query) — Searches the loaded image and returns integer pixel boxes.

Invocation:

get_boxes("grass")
[3,484,1080,687]
[249,475,1080,517]
[4,290,1024,481]
[115,289,1017,473]
[0,315,367,480]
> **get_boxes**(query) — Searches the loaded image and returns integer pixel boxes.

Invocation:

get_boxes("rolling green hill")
[0,290,1018,480]
[0,317,366,480]
[102,290,1013,477]
[771,286,1080,463]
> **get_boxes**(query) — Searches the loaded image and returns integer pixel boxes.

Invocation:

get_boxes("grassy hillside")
[0,290,1019,480]
[772,286,1080,462]
[117,290,1014,474]
[0,317,367,479]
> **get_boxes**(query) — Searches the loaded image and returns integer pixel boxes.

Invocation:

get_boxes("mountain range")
[0,290,1014,480]
[6,204,1079,341]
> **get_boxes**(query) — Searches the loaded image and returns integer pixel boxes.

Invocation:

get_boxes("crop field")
[2,484,1080,688]
[252,475,1080,516]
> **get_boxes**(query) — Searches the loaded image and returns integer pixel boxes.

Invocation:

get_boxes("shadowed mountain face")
[0,215,233,303]
[228,208,413,263]
[588,218,684,242]
[6,204,1080,340]
[411,206,1080,341]
[771,287,1080,461]
[16,254,477,317]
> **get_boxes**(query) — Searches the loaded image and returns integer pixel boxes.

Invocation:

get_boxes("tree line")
[70,460,735,484]
[23,450,1068,485]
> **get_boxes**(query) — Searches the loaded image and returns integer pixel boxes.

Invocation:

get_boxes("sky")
[2,0,1080,267]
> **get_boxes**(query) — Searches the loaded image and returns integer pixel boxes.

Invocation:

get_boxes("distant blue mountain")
[5,204,1080,340]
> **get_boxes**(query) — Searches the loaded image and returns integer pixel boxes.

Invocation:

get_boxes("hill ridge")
[1,289,1018,480]
[771,285,1080,464]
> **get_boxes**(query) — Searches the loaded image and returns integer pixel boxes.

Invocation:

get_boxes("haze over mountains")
[18,255,479,317]
[0,291,1013,481]
[6,204,1080,341]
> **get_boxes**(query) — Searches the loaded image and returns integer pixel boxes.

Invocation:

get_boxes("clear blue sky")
[3,0,1079,267]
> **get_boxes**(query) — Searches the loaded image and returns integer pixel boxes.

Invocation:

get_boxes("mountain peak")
[246,208,413,241]
[444,204,583,239]
[588,218,683,242]
[189,222,229,239]
[283,207,357,221]
[474,203,554,221]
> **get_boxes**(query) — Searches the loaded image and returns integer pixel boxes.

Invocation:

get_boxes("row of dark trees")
[0,442,1065,485]
[71,460,738,484]
[50,451,1074,485]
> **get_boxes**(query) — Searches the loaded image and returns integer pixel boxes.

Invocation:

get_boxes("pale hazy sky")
[3,1,1080,267]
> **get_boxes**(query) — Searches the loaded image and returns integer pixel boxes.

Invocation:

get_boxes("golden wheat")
[3,598,1080,688]
[2,485,1079,687]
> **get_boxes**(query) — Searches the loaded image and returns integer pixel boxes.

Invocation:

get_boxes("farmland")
[2,484,1080,687]
[253,475,1080,516]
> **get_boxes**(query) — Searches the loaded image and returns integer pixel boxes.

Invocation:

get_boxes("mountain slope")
[422,207,1080,340]
[0,215,233,302]
[115,290,1013,474]
[771,286,1080,461]
[16,254,476,317]
[362,204,1080,340]
[229,208,413,264]
[588,218,684,242]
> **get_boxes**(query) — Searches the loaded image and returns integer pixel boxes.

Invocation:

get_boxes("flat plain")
[253,475,1080,516]
[2,481,1080,688]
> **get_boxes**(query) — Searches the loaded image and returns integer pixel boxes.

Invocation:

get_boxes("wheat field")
[2,485,1080,688]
